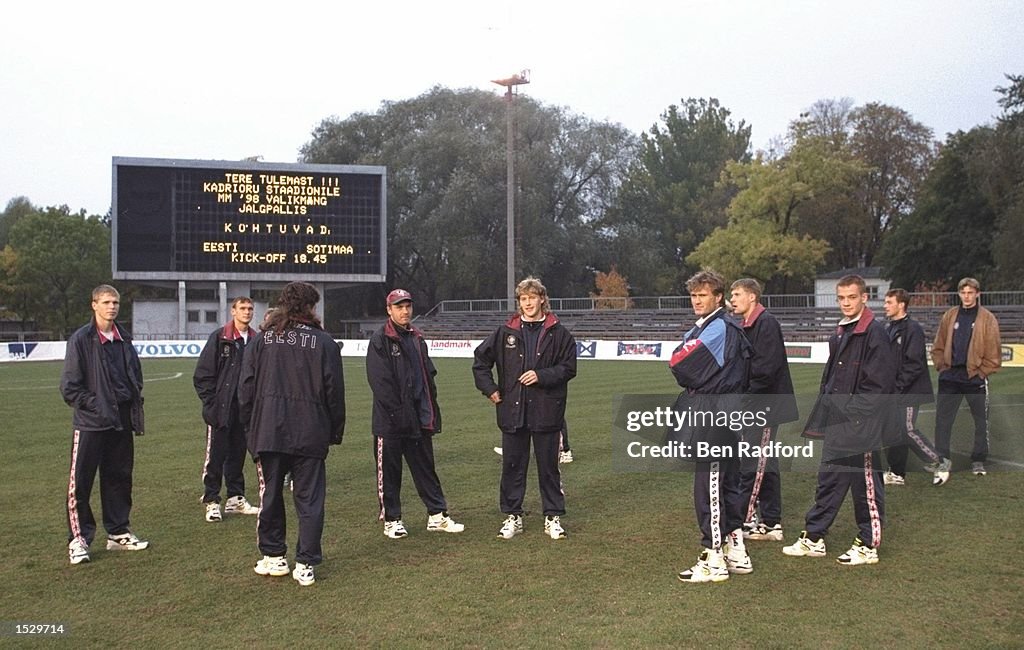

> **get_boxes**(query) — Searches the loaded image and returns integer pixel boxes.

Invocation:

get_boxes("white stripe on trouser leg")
[67,429,84,545]
[863,453,882,548]
[709,461,721,550]
[984,379,991,455]
[376,437,385,521]
[904,407,939,463]
[201,424,213,486]
[255,459,265,549]
[746,426,771,522]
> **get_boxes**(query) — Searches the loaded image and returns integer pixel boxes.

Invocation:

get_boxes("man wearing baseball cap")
[366,289,464,538]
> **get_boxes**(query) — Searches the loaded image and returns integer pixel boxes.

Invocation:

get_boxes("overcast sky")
[2,0,1021,216]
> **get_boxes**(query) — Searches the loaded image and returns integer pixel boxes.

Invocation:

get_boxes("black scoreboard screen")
[112,157,386,282]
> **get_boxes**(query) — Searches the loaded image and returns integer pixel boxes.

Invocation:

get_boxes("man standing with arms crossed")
[61,284,148,565]
[783,275,895,566]
[729,278,798,542]
[194,296,260,522]
[366,289,464,539]
[931,277,1002,477]
[473,277,577,541]
[881,289,948,486]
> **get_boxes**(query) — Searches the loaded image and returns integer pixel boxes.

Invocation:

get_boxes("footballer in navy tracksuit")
[366,289,462,537]
[193,298,256,518]
[670,271,751,582]
[473,278,576,539]
[787,276,896,565]
[239,283,345,583]
[730,281,798,539]
[882,289,942,483]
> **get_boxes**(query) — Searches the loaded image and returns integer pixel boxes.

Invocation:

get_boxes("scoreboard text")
[112,158,386,282]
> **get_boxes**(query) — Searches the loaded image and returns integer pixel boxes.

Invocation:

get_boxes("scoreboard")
[112,157,386,282]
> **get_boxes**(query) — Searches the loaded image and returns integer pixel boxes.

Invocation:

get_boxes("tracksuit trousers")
[374,435,448,521]
[934,377,990,463]
[884,406,942,476]
[500,428,565,516]
[201,421,247,504]
[804,452,885,548]
[66,426,135,545]
[694,458,744,549]
[255,453,326,566]
[738,426,782,526]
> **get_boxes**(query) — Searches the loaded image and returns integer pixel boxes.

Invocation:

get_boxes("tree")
[301,86,636,313]
[2,207,111,336]
[986,74,1024,288]
[878,128,997,289]
[590,265,632,309]
[603,98,751,294]
[0,196,36,248]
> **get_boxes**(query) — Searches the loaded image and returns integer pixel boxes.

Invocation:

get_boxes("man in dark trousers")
[61,284,148,565]
[239,282,345,587]
[930,277,1002,476]
[881,288,948,486]
[366,288,464,539]
[784,275,895,566]
[729,278,798,542]
[193,296,259,522]
[670,270,751,583]
[473,277,577,541]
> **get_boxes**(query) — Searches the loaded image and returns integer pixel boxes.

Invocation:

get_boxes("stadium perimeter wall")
[4,339,1024,367]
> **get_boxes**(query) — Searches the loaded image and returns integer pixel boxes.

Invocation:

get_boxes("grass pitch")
[1,358,1023,647]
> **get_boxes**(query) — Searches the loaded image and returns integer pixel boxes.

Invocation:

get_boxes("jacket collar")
[384,318,423,341]
[505,312,559,332]
[96,322,124,344]
[837,307,876,335]
[220,321,248,341]
[741,303,766,328]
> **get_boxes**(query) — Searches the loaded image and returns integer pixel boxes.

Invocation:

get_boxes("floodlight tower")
[491,69,530,311]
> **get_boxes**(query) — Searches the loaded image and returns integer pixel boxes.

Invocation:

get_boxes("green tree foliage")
[878,128,998,289]
[785,99,935,269]
[603,98,751,294]
[301,86,636,313]
[987,74,1024,288]
[0,197,36,248]
[1,206,111,336]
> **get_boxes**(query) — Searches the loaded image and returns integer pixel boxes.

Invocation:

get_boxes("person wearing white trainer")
[669,270,752,583]
[239,283,346,587]
[367,289,464,539]
[61,285,149,565]
[784,275,895,567]
[193,296,260,523]
[473,278,577,541]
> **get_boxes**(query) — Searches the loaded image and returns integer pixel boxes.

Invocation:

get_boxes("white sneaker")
[748,523,784,542]
[932,457,952,486]
[883,470,905,486]
[427,512,465,533]
[741,519,759,539]
[678,548,729,583]
[724,529,753,574]
[493,447,503,456]
[224,495,259,515]
[782,531,826,557]
[106,532,149,551]
[254,555,289,577]
[544,515,566,540]
[292,562,315,586]
[383,520,408,539]
[836,539,879,566]
[972,462,987,476]
[559,450,574,464]
[204,501,222,522]
[68,538,90,565]
[497,514,523,539]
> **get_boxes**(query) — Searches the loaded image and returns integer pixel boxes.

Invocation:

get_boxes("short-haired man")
[366,289,464,538]
[881,289,948,486]
[783,275,895,566]
[61,285,149,565]
[193,296,260,522]
[729,278,798,542]
[930,277,1002,476]
[473,277,577,541]
[671,270,752,583]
